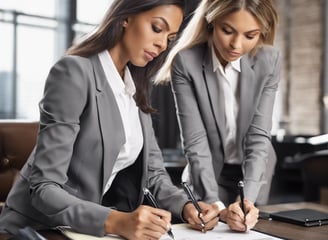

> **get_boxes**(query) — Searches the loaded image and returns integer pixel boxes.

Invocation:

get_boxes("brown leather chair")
[0,120,39,210]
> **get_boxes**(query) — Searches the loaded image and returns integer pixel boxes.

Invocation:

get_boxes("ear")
[122,19,129,27]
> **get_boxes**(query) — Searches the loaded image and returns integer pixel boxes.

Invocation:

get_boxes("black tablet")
[270,208,328,227]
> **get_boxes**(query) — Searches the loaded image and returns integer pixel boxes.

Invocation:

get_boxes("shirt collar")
[211,45,241,73]
[98,50,136,96]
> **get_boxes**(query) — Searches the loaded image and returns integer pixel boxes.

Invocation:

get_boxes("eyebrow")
[152,16,170,30]
[222,23,261,34]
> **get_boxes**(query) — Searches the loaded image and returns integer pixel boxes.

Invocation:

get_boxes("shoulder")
[176,43,208,60]
[53,55,93,72]
[173,43,208,68]
[253,45,281,65]
[48,55,97,83]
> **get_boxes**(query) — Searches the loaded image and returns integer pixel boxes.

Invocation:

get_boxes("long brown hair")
[66,0,185,113]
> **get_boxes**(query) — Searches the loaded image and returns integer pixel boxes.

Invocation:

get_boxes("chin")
[131,60,148,67]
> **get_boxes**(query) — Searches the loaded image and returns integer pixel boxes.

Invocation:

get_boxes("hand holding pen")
[181,182,206,232]
[233,180,259,232]
[143,188,175,240]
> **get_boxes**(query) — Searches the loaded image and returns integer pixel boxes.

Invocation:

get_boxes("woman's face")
[120,5,183,67]
[212,9,261,66]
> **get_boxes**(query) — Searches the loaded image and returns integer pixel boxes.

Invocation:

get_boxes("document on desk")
[160,223,282,240]
[60,222,282,240]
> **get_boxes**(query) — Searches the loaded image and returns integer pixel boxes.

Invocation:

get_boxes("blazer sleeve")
[242,48,281,202]
[28,56,110,236]
[170,53,221,203]
[140,112,189,219]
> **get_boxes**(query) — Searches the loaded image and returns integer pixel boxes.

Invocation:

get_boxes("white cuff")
[214,201,226,212]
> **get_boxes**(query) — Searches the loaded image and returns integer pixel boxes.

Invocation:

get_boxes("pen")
[181,182,206,229]
[143,188,175,240]
[237,180,246,217]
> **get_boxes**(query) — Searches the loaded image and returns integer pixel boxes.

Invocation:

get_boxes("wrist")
[104,210,122,235]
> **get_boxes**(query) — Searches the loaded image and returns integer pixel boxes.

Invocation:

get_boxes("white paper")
[60,223,282,240]
[160,223,282,240]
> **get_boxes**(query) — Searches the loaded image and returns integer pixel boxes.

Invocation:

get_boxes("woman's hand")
[219,199,259,232]
[104,205,172,240]
[183,201,220,232]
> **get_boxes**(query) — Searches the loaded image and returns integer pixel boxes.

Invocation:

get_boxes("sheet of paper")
[60,222,282,240]
[160,223,282,240]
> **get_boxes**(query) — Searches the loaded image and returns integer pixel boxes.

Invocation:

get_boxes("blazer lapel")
[137,110,148,200]
[202,47,226,147]
[238,55,256,140]
[90,55,125,192]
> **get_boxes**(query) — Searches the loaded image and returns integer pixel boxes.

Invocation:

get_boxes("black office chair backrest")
[300,150,328,203]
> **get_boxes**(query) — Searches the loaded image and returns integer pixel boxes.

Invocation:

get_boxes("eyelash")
[152,24,162,33]
[222,28,256,40]
[222,28,232,35]
[152,24,177,45]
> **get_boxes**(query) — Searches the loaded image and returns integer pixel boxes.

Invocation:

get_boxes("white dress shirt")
[98,50,143,194]
[211,46,241,211]
[211,46,241,165]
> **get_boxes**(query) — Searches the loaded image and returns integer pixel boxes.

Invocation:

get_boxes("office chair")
[300,150,328,204]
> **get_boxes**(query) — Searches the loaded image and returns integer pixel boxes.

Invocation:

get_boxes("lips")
[228,50,241,58]
[145,51,158,61]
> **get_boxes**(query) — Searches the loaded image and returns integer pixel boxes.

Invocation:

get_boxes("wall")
[275,0,324,135]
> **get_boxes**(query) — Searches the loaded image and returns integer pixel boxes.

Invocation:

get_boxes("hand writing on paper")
[183,202,220,232]
[105,205,172,240]
[220,199,259,232]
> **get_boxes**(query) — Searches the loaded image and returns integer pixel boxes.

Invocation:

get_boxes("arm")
[242,49,282,202]
[170,52,221,204]
[29,56,110,236]
[140,111,190,217]
[140,108,220,233]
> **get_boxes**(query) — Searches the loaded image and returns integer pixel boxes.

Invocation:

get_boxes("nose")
[154,36,167,52]
[230,35,242,50]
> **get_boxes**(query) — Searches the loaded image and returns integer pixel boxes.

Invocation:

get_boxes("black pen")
[143,188,175,240]
[181,182,206,230]
[237,180,246,217]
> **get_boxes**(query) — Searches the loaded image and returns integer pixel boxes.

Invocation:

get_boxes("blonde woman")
[155,0,280,232]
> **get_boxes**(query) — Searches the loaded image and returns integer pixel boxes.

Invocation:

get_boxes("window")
[0,0,112,120]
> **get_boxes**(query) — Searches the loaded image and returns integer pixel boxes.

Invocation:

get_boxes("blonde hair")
[154,0,278,84]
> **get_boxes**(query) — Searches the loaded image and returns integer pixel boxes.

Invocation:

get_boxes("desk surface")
[256,202,328,240]
[0,202,327,240]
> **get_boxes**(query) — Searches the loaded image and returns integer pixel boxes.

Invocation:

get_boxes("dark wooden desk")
[256,202,328,240]
[1,202,327,240]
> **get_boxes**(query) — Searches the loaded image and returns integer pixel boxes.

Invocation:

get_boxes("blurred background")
[1,0,327,205]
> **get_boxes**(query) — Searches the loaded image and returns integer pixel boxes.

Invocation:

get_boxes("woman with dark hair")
[0,0,220,239]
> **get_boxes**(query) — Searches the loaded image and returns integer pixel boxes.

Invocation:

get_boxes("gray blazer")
[171,43,281,204]
[0,55,188,236]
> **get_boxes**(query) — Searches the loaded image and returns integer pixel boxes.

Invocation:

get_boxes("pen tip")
[168,230,175,240]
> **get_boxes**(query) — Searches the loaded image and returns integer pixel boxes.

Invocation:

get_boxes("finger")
[186,216,196,225]
[228,220,247,232]
[200,207,219,223]
[149,208,171,225]
[204,217,219,231]
[188,222,204,232]
[228,209,244,223]
[142,228,164,240]
[229,204,245,221]
[148,214,171,234]
[226,212,247,231]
